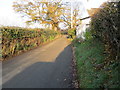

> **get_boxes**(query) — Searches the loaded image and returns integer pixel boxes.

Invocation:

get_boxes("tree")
[71,8,81,29]
[13,0,65,30]
[61,2,81,30]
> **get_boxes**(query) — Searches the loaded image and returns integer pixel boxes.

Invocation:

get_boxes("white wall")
[76,18,90,39]
[75,0,107,39]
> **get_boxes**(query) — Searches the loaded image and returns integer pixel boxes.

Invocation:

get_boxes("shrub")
[90,2,120,61]
[84,28,93,40]
[1,26,59,60]
[68,28,76,39]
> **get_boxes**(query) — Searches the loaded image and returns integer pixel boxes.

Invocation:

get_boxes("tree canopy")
[13,0,66,30]
[13,0,81,30]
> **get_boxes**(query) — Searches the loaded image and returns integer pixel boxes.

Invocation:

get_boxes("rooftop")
[87,8,100,16]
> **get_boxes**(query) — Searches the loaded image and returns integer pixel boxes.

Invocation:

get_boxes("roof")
[87,8,100,16]
[79,8,100,21]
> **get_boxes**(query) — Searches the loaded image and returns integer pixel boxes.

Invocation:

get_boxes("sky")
[0,0,108,28]
[0,0,26,27]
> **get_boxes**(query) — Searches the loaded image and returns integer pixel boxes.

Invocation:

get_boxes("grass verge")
[73,38,119,88]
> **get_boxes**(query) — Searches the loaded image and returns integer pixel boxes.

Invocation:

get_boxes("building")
[76,8,100,39]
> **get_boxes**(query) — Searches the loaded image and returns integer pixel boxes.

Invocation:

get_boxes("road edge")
[71,46,80,88]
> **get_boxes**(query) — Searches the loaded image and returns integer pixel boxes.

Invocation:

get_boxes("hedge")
[90,2,120,62]
[1,26,59,60]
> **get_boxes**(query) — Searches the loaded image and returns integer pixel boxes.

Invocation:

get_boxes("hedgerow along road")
[2,36,73,88]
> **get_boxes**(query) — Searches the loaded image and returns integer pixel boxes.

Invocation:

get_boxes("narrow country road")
[2,36,73,88]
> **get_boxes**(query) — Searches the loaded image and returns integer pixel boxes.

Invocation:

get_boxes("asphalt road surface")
[2,36,73,88]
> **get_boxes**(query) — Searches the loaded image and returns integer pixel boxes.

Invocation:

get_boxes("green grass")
[73,38,119,88]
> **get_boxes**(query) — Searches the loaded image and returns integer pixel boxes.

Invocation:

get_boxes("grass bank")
[73,38,119,88]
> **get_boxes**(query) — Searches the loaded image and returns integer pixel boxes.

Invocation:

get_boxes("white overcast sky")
[0,0,108,28]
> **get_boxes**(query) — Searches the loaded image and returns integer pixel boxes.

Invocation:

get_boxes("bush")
[84,28,93,40]
[90,2,120,61]
[68,28,76,39]
[1,26,59,60]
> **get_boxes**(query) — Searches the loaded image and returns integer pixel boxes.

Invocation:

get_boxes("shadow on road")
[2,45,73,88]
